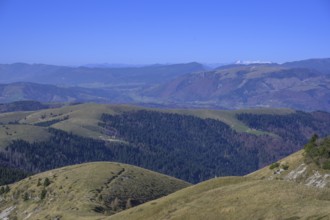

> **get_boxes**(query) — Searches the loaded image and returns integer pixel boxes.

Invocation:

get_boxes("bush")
[23,192,29,201]
[304,135,330,169]
[281,164,289,170]
[43,178,51,187]
[323,161,330,170]
[269,162,280,170]
[40,189,47,200]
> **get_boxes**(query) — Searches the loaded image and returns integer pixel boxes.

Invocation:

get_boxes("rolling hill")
[0,162,190,220]
[3,139,330,220]
[0,103,330,219]
[1,103,330,185]
[109,137,330,220]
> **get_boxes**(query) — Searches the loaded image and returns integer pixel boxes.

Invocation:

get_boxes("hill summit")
[0,162,190,219]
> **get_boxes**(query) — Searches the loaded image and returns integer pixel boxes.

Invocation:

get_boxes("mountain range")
[1,58,330,111]
[145,62,330,111]
[0,62,204,86]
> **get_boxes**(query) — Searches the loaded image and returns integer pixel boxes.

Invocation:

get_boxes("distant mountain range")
[143,59,330,111]
[0,62,205,86]
[0,58,330,111]
[0,82,130,103]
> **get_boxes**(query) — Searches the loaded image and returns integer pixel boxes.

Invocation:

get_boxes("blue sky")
[0,0,329,65]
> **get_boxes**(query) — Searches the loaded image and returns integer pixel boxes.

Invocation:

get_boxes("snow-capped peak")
[235,60,273,65]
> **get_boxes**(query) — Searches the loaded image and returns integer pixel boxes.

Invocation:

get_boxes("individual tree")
[23,192,29,201]
[40,189,47,199]
[44,177,51,187]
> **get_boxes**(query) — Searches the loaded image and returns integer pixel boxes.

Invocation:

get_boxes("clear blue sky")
[0,0,329,65]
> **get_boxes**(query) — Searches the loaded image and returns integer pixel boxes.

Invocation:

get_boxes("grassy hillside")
[109,145,330,220]
[0,162,190,220]
[18,103,294,137]
[0,124,50,148]
[0,103,290,144]
[109,176,330,220]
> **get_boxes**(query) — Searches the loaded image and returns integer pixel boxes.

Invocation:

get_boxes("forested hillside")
[1,106,330,184]
[236,111,330,145]
[0,100,51,113]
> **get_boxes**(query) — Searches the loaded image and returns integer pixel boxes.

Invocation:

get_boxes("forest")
[1,110,330,184]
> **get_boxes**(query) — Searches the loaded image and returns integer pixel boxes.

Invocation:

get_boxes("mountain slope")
[109,176,330,220]
[142,59,330,111]
[0,162,190,220]
[283,58,330,74]
[1,58,329,111]
[109,139,330,220]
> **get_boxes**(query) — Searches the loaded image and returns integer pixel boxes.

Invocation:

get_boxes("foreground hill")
[110,177,330,220]
[109,138,330,220]
[0,162,190,220]
[1,103,330,184]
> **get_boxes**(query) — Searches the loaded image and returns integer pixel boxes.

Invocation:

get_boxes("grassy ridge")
[0,162,190,220]
[0,103,294,149]
[18,103,295,137]
[110,142,330,220]
[110,176,330,220]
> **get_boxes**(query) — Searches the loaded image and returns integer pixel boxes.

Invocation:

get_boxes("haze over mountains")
[0,62,205,86]
[1,58,329,111]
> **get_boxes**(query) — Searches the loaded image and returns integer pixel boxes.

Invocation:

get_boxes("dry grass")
[0,124,50,148]
[247,150,305,180]
[109,176,330,220]
[0,103,294,148]
[109,150,330,220]
[1,162,190,220]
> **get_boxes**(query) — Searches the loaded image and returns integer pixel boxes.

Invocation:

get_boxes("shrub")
[23,192,29,201]
[40,189,47,200]
[281,164,289,170]
[269,162,280,170]
[304,135,330,169]
[43,178,51,187]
